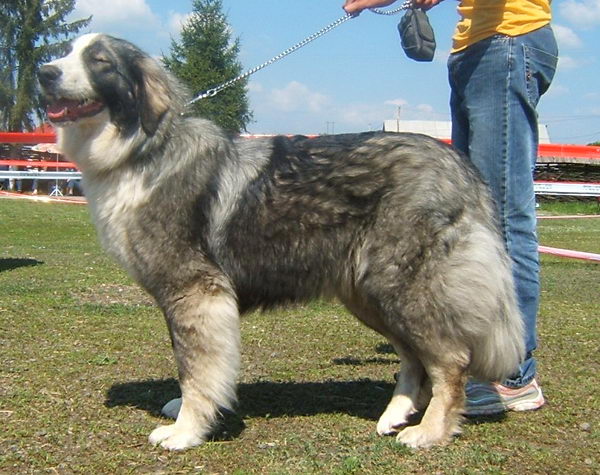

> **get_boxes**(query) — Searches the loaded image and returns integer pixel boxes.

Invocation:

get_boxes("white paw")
[376,398,415,436]
[377,408,409,435]
[396,425,443,449]
[161,397,182,419]
[148,423,204,451]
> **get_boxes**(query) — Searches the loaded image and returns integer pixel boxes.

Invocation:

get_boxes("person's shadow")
[0,258,43,272]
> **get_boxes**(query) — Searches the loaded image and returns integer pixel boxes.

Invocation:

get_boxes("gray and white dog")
[38,34,524,450]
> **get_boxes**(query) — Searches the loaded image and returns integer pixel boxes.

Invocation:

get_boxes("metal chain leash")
[186,1,413,106]
[369,0,414,15]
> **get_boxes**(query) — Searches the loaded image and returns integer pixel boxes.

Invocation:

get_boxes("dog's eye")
[93,54,111,65]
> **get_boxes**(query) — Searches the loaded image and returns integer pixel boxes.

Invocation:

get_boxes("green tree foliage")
[0,0,91,131]
[162,0,252,134]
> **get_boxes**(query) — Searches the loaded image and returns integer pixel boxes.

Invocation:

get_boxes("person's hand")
[411,0,442,11]
[343,0,397,15]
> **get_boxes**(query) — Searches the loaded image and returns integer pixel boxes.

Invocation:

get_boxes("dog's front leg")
[149,286,240,451]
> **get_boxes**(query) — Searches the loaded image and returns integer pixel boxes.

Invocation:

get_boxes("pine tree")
[162,0,252,134]
[0,0,91,131]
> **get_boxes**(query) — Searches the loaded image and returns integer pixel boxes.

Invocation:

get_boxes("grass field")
[1,198,598,474]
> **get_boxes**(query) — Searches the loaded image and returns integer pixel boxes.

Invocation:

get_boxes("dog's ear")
[135,57,170,136]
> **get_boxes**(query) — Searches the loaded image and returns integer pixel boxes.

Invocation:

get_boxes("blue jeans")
[448,25,558,387]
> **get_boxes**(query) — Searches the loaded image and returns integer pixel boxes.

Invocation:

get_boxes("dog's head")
[38,33,173,137]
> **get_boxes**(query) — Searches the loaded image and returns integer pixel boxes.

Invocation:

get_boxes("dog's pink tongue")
[47,99,81,121]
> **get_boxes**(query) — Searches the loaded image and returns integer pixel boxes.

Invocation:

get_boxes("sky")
[67,0,600,144]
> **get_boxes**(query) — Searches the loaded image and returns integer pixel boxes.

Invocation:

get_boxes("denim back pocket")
[523,38,559,106]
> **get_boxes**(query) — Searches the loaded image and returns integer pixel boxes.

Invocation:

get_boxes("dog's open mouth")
[46,98,105,123]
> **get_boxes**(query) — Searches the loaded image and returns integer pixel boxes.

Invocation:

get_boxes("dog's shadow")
[105,377,396,440]
[105,341,506,441]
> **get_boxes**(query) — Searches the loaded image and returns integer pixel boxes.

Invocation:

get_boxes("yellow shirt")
[452,0,552,52]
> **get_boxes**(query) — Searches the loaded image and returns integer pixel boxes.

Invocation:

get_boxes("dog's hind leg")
[148,286,240,451]
[377,346,427,436]
[396,358,467,449]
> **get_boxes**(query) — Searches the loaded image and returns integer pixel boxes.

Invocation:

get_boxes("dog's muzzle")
[38,64,105,123]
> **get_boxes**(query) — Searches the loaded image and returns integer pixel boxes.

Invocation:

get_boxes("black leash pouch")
[398,8,436,62]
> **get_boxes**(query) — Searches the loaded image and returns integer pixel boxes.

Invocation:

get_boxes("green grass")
[537,198,600,216]
[1,199,598,474]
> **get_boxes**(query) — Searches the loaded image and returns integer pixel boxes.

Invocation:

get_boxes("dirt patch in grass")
[74,283,155,307]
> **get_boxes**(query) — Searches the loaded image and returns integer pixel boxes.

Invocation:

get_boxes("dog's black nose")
[38,65,62,87]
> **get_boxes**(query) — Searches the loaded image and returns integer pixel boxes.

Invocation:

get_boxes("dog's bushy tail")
[446,224,526,382]
[468,268,525,383]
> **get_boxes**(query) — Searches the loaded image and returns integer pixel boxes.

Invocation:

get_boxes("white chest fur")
[83,169,154,279]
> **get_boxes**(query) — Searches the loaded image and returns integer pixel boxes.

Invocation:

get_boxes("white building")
[383,119,551,144]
